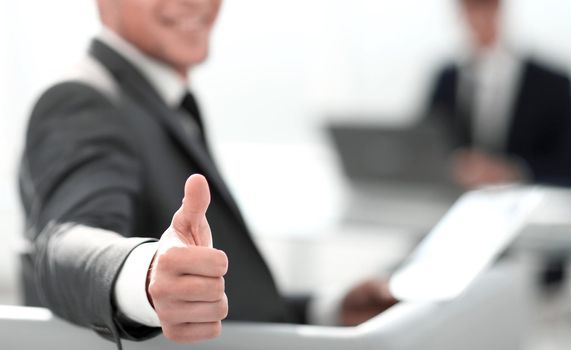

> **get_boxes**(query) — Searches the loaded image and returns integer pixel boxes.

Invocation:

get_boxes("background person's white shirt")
[457,45,523,153]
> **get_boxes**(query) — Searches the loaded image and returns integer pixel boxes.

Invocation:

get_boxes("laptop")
[327,119,461,230]
[327,119,454,186]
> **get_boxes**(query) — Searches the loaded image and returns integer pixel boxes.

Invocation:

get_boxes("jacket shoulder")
[30,54,121,120]
[56,55,120,102]
[524,58,570,88]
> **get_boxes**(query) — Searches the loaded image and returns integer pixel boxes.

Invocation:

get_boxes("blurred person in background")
[428,0,571,190]
[19,0,396,347]
[428,0,571,288]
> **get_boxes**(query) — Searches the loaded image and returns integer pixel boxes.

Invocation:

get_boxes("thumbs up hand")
[147,174,228,343]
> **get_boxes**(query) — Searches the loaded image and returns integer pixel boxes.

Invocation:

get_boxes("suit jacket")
[428,59,571,186]
[19,39,305,344]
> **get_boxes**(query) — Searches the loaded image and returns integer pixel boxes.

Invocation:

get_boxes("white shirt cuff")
[114,241,161,327]
[307,287,346,326]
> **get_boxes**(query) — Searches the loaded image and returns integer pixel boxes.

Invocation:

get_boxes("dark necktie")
[177,91,211,154]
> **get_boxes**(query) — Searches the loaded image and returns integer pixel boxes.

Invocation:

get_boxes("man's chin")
[191,51,209,65]
[174,48,209,68]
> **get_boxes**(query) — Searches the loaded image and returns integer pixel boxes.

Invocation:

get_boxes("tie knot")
[177,91,210,152]
[180,92,201,119]
[179,91,206,134]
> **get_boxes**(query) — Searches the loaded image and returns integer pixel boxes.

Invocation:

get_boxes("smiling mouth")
[161,14,212,33]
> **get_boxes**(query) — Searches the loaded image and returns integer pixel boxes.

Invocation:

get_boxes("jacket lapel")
[88,39,246,221]
[505,60,532,154]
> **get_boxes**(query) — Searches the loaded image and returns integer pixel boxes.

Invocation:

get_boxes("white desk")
[0,262,532,350]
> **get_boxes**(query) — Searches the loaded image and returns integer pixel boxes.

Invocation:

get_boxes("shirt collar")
[98,27,187,108]
[460,41,518,67]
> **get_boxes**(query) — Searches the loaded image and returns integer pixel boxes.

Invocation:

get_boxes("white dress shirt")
[458,45,523,153]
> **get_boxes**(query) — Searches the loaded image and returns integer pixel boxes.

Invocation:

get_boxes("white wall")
[2,0,571,300]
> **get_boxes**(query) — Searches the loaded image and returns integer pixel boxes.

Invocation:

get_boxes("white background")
[1,0,571,301]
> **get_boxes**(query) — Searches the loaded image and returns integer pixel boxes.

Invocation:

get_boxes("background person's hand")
[339,279,398,326]
[451,149,527,189]
[147,174,229,343]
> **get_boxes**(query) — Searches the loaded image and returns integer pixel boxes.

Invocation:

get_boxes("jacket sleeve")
[523,76,571,186]
[20,82,160,344]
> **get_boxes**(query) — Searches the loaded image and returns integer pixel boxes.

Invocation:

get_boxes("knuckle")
[213,278,225,300]
[214,250,229,276]
[159,246,187,271]
[207,322,222,338]
[162,327,175,341]
[148,281,165,300]
[157,251,175,271]
[163,327,187,343]
[213,278,224,298]
[155,306,174,323]
[164,323,221,344]
[218,296,229,319]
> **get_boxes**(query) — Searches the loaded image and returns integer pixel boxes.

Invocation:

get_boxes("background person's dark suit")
[428,58,571,187]
[19,39,304,343]
[428,58,571,287]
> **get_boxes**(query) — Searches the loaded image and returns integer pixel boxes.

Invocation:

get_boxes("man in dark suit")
[428,0,571,287]
[429,0,571,189]
[19,0,396,347]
